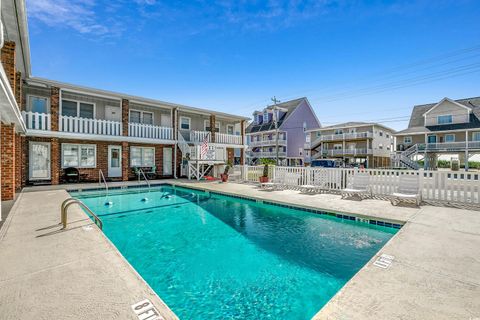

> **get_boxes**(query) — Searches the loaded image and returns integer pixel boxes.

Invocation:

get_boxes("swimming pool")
[71,185,397,320]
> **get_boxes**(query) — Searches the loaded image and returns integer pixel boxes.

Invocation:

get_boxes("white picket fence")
[59,115,122,136]
[129,123,173,140]
[234,166,480,206]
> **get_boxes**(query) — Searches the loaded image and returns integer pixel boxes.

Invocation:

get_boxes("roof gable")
[422,97,472,116]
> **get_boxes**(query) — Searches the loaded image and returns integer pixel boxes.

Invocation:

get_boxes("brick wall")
[122,99,129,136]
[1,41,16,93]
[51,87,60,131]
[24,138,175,184]
[1,124,16,200]
[15,133,22,191]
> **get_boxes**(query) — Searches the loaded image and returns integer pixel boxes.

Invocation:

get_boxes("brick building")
[0,0,248,221]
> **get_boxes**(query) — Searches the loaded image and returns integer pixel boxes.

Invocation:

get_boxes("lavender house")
[246,97,321,166]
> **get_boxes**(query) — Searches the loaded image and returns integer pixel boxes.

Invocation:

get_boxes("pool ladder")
[99,169,108,193]
[61,198,103,230]
[138,168,151,189]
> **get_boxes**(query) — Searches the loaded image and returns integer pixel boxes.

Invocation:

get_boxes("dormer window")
[255,114,263,124]
[437,115,453,125]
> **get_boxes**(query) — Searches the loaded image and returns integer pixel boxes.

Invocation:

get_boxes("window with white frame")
[404,136,412,144]
[473,132,480,141]
[180,117,191,130]
[130,110,153,125]
[61,144,96,168]
[444,134,455,142]
[379,143,383,149]
[204,120,220,132]
[61,99,95,119]
[437,115,453,125]
[227,124,234,135]
[334,129,343,135]
[130,147,155,167]
[27,95,49,114]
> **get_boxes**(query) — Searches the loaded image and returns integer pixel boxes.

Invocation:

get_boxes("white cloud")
[27,0,112,36]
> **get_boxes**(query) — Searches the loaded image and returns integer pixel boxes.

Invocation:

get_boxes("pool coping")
[70,182,405,230]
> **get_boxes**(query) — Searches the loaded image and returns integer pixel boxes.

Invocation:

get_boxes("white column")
[465,130,469,171]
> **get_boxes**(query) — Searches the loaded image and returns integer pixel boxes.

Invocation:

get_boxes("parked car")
[311,159,340,168]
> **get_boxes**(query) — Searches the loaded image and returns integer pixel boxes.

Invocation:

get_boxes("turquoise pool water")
[71,185,397,320]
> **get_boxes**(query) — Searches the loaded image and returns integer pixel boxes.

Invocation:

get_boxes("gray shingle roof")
[396,96,480,135]
[245,97,306,133]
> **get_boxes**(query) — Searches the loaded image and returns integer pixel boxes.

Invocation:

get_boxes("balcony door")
[29,142,51,180]
[108,145,122,178]
[163,147,173,176]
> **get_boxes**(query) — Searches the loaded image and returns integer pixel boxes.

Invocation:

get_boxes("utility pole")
[271,96,281,166]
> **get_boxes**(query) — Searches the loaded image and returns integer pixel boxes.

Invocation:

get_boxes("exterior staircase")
[391,144,420,170]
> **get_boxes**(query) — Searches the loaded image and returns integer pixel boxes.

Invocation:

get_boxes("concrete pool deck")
[1,179,480,319]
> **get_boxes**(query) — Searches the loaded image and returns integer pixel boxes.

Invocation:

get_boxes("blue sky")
[26,0,480,130]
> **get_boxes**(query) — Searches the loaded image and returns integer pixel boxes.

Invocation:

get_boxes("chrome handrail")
[99,169,108,192]
[61,198,103,230]
[138,168,151,189]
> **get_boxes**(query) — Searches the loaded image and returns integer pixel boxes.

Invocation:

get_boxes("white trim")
[61,143,97,169]
[107,145,122,177]
[29,141,51,180]
[130,146,155,167]
[404,136,412,144]
[25,129,176,145]
[444,133,456,142]
[226,124,234,135]
[436,114,453,125]
[129,109,154,125]
[422,97,472,116]
[180,116,191,130]
[60,97,96,119]
[26,94,50,113]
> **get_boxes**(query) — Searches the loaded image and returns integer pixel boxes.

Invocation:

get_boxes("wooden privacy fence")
[234,166,480,206]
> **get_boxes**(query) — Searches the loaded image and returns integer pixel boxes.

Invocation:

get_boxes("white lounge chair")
[390,174,422,206]
[341,173,371,200]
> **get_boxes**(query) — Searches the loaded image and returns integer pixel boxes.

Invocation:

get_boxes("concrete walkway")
[1,180,480,319]
[0,189,177,320]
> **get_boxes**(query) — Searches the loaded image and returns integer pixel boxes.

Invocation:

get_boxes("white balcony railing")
[129,123,173,140]
[320,132,373,142]
[250,139,287,147]
[247,151,287,158]
[418,141,480,151]
[215,132,243,145]
[323,148,372,156]
[22,111,51,131]
[59,115,122,136]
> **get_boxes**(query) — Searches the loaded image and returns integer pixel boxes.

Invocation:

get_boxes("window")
[130,110,153,125]
[334,144,342,150]
[473,132,480,141]
[437,115,453,124]
[404,136,412,144]
[204,120,220,132]
[379,144,383,150]
[180,117,191,130]
[227,125,234,135]
[334,129,343,135]
[386,133,390,138]
[61,99,95,119]
[61,144,96,168]
[130,147,155,167]
[379,131,383,137]
[444,134,455,142]
[427,135,437,143]
[316,132,321,138]
[28,96,49,113]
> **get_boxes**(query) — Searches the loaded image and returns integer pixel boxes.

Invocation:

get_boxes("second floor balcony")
[22,111,173,140]
[249,139,287,147]
[322,148,373,156]
[23,111,244,145]
[417,141,480,152]
[246,150,287,158]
